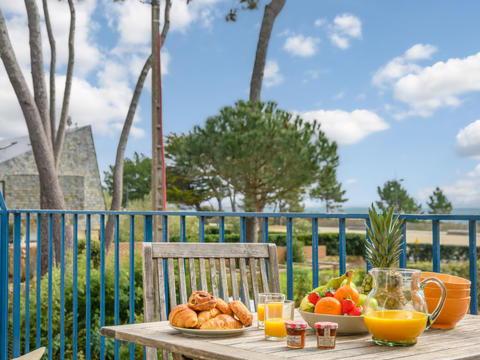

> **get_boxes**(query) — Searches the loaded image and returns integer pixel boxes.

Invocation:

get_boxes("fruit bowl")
[299,310,368,335]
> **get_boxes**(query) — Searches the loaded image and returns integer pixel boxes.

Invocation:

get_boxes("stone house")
[0,125,105,216]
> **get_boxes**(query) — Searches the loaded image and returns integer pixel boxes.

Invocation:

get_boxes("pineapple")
[361,204,406,309]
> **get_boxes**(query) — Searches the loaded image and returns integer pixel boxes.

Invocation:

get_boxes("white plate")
[169,324,254,337]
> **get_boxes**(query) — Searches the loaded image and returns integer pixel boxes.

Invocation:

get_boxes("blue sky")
[2,0,480,208]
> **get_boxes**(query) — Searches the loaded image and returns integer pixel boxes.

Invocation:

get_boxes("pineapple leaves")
[366,204,405,268]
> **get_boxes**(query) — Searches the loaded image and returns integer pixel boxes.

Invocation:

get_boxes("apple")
[358,294,367,307]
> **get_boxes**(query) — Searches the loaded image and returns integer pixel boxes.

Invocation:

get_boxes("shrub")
[11,240,145,360]
[292,240,306,263]
[407,243,480,262]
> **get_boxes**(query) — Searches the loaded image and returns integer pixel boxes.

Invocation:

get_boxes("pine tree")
[427,187,452,214]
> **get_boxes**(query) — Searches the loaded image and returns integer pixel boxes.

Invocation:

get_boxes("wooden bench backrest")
[142,242,281,322]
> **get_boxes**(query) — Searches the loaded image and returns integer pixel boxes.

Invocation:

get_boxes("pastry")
[169,304,198,328]
[216,314,242,329]
[188,291,216,311]
[229,300,253,327]
[199,314,242,330]
[196,308,221,328]
[215,297,233,316]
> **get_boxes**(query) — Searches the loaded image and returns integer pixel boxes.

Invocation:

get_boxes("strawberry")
[308,292,320,305]
[341,298,355,314]
[325,291,334,297]
[348,306,362,316]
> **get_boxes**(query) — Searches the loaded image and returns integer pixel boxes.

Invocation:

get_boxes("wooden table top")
[101,311,480,360]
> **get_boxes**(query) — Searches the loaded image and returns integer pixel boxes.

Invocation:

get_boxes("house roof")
[0,126,89,164]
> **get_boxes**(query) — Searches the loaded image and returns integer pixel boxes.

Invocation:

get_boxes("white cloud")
[372,43,436,88]
[419,175,480,207]
[455,120,480,157]
[314,18,326,27]
[263,60,284,88]
[329,34,349,50]
[284,35,320,57]
[300,109,389,145]
[393,52,480,116]
[345,178,357,185]
[329,14,362,50]
[404,44,437,61]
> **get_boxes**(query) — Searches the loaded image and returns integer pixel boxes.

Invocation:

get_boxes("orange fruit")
[334,285,360,305]
[314,297,342,315]
[334,270,360,305]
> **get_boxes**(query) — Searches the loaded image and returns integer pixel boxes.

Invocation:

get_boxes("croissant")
[188,291,216,311]
[169,304,198,328]
[200,314,242,330]
[196,308,221,328]
[229,300,253,327]
[215,297,233,317]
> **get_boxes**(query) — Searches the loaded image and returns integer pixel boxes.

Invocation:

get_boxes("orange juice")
[266,302,283,318]
[264,318,287,338]
[257,304,265,322]
[364,310,428,344]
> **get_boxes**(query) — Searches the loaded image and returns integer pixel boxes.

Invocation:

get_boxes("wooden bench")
[142,242,281,360]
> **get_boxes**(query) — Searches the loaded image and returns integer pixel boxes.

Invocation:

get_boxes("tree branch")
[24,0,51,146]
[42,0,56,146]
[54,0,75,167]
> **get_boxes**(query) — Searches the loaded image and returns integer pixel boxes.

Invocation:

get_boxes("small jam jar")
[314,322,338,349]
[284,321,307,348]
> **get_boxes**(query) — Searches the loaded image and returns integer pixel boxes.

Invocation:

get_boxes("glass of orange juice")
[258,293,284,329]
[264,299,293,341]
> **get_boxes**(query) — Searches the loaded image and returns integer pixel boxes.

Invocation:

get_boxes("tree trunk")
[246,0,286,242]
[54,0,75,167]
[248,0,286,101]
[106,0,171,250]
[0,8,66,275]
[24,0,51,147]
[42,0,56,146]
[105,55,152,250]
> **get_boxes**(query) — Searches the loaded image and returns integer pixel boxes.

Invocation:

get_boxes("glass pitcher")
[363,268,446,347]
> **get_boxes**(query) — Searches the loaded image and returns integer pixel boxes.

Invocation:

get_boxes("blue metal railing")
[0,190,478,360]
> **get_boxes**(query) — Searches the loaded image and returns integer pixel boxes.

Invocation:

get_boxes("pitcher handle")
[419,277,446,329]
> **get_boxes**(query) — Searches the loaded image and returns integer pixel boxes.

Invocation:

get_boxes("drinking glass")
[264,299,294,341]
[258,293,285,329]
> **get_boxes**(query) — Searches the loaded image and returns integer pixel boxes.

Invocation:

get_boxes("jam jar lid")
[284,321,308,329]
[314,321,338,329]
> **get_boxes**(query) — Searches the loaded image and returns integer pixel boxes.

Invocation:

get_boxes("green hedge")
[407,243,480,262]
[10,240,145,360]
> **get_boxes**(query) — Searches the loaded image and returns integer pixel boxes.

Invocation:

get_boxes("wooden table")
[101,311,480,360]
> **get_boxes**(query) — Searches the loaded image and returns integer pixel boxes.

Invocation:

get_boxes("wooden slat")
[267,244,280,293]
[167,258,177,309]
[208,259,218,297]
[229,258,239,300]
[155,259,167,321]
[151,243,270,258]
[238,258,251,311]
[258,258,269,293]
[177,258,187,304]
[142,244,155,322]
[219,258,229,302]
[249,258,259,310]
[198,258,208,291]
[188,258,197,293]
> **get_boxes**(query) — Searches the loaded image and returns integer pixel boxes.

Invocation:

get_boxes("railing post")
[339,218,346,276]
[0,191,7,360]
[286,217,293,301]
[399,221,407,268]
[432,220,440,273]
[469,220,478,315]
[311,218,319,289]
